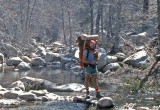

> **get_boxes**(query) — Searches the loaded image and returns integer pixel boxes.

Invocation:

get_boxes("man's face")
[89,43,95,49]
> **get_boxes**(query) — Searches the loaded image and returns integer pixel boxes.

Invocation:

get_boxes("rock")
[36,49,46,57]
[45,52,61,62]
[98,48,106,53]
[20,77,57,92]
[0,53,4,64]
[97,97,114,108]
[137,107,150,110]
[74,49,79,58]
[21,56,31,63]
[159,105,160,110]
[6,57,23,67]
[115,53,126,61]
[106,55,118,64]
[30,57,44,66]
[3,91,19,99]
[18,92,37,101]
[0,43,18,58]
[123,50,148,67]
[41,96,49,101]
[10,81,25,91]
[61,57,77,64]
[17,62,31,70]
[0,99,21,108]
[97,53,107,70]
[102,63,120,72]
[45,61,61,68]
[130,32,150,45]
[30,90,48,96]
[48,83,91,92]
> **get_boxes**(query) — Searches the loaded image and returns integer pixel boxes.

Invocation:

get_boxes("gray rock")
[98,48,106,53]
[102,63,120,72]
[30,90,48,96]
[18,92,37,101]
[6,57,23,66]
[48,83,87,92]
[30,57,44,66]
[97,97,114,108]
[45,52,61,62]
[115,53,126,61]
[36,49,46,57]
[123,50,148,67]
[10,81,25,91]
[0,43,18,58]
[106,55,118,64]
[97,53,107,70]
[3,91,19,99]
[130,32,150,45]
[137,107,150,110]
[21,56,31,63]
[0,99,21,108]
[17,62,31,70]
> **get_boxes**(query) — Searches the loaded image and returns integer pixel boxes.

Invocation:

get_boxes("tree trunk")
[90,0,94,34]
[61,1,67,45]
[100,3,104,38]
[158,0,160,48]
[68,10,72,47]
[143,0,149,13]
[107,0,114,38]
[113,0,122,54]
[95,0,103,34]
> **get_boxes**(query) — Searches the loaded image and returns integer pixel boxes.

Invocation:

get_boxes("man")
[82,40,103,98]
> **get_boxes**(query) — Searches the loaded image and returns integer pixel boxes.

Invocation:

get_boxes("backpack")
[76,34,98,67]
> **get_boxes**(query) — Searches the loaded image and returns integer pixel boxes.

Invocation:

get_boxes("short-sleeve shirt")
[83,49,94,61]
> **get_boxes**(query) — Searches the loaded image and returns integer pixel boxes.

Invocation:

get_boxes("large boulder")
[30,57,44,66]
[18,92,37,101]
[98,48,106,53]
[130,32,150,45]
[123,50,148,67]
[3,91,19,99]
[102,63,120,72]
[17,62,31,70]
[97,97,114,108]
[97,53,107,70]
[45,52,61,62]
[106,55,118,64]
[6,57,23,67]
[10,80,25,91]
[0,43,18,58]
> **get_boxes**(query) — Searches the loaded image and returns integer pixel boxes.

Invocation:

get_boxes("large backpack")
[76,34,98,67]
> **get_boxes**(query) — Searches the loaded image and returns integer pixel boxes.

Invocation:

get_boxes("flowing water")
[0,67,160,110]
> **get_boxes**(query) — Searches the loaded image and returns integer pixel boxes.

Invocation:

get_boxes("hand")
[90,60,96,64]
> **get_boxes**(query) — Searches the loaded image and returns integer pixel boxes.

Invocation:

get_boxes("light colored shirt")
[83,49,94,61]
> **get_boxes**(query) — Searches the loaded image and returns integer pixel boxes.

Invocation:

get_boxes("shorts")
[84,65,98,75]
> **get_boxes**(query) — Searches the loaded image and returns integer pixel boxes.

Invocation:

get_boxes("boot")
[96,91,103,98]
[85,91,90,99]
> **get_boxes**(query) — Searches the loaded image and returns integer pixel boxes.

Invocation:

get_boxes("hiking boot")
[85,91,90,99]
[96,91,103,98]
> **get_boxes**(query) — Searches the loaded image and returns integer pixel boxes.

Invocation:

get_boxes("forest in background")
[0,0,159,54]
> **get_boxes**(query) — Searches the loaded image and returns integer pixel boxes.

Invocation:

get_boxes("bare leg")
[92,74,98,90]
[85,73,90,90]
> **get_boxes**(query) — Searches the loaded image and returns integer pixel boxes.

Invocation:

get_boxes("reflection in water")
[0,66,83,86]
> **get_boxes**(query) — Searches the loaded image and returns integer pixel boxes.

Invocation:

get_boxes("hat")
[89,40,95,44]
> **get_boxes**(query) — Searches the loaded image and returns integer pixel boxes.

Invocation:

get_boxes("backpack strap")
[85,48,89,59]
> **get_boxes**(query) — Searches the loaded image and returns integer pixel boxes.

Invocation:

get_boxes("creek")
[0,66,159,110]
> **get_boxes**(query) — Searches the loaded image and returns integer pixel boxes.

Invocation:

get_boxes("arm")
[82,53,96,64]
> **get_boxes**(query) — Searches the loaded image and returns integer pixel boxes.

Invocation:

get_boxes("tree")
[113,0,122,54]
[90,0,94,34]
[158,0,160,48]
